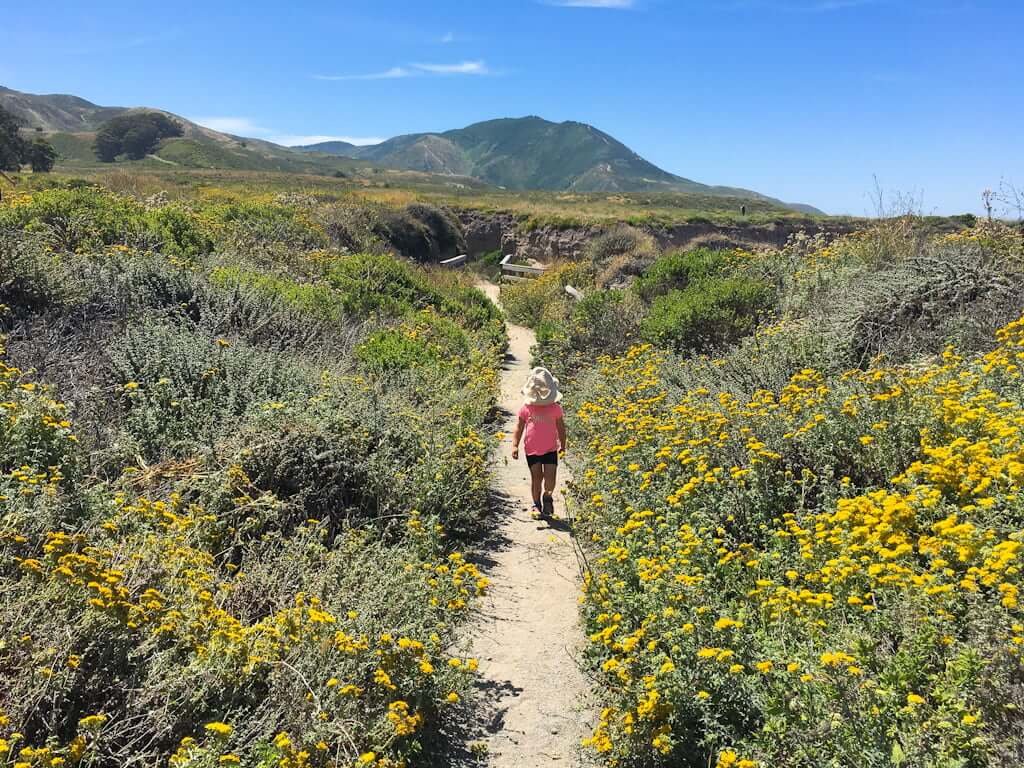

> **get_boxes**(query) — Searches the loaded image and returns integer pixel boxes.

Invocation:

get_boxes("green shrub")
[355,310,475,385]
[327,251,441,317]
[501,262,593,329]
[0,187,213,258]
[106,321,315,462]
[142,204,212,258]
[0,187,150,251]
[209,266,342,323]
[317,202,385,253]
[0,231,83,318]
[535,289,645,377]
[640,276,774,353]
[356,328,440,373]
[633,247,731,301]
[209,200,327,257]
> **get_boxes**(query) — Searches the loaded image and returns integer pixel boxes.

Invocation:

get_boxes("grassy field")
[6,165,848,229]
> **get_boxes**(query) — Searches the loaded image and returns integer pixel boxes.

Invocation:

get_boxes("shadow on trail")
[424,677,525,767]
[429,484,526,766]
[536,515,572,533]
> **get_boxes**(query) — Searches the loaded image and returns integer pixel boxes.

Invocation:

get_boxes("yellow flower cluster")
[575,313,1024,765]
[1,346,486,768]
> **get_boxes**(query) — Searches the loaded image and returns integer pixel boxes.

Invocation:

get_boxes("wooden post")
[0,170,16,202]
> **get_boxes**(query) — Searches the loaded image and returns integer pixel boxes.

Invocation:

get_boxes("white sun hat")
[521,366,563,405]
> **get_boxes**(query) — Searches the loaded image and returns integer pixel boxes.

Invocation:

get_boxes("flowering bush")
[571,224,1024,766]
[0,186,503,767]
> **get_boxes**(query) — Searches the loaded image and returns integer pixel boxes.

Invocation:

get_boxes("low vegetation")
[5,164,1020,768]
[0,182,504,766]
[502,230,777,376]
[522,217,1024,766]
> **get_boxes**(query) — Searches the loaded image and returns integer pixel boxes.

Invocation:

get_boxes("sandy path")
[467,281,591,767]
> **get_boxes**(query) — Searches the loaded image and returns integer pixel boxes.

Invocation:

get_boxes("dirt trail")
[468,281,591,766]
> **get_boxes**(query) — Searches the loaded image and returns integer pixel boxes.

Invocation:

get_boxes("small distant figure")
[511,367,567,518]
[741,204,747,216]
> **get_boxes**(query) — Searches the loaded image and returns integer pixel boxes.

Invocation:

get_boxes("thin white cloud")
[440,31,456,43]
[272,134,386,147]
[412,60,489,75]
[314,60,492,80]
[313,67,413,81]
[546,0,636,7]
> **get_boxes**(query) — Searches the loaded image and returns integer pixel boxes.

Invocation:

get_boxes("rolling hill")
[0,86,373,176]
[1,86,820,212]
[0,86,127,132]
[296,116,819,211]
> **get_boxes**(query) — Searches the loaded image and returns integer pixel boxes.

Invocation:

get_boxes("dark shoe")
[531,501,543,518]
[542,494,554,517]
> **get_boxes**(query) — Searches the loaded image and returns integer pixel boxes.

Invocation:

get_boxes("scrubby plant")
[0,183,503,766]
[317,202,385,253]
[0,186,212,256]
[639,276,774,353]
[567,219,1024,768]
[535,289,645,376]
[501,261,593,330]
[587,224,660,288]
[632,247,731,302]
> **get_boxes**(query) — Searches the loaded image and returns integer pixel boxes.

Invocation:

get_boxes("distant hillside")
[298,116,699,192]
[1,86,820,213]
[0,86,376,175]
[0,85,127,131]
[297,116,821,212]
[300,140,360,155]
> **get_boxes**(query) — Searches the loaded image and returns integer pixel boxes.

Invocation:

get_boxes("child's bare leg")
[543,463,557,496]
[529,463,544,506]
[542,463,557,515]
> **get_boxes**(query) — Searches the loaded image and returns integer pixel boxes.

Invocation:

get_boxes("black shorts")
[526,451,558,467]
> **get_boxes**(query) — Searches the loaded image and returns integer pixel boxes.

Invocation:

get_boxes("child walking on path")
[511,367,567,517]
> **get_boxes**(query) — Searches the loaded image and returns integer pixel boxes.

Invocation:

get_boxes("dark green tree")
[122,124,159,160]
[27,138,58,172]
[93,125,122,162]
[0,105,29,171]
[93,111,183,162]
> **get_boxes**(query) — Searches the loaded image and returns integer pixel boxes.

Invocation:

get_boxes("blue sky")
[4,0,1021,214]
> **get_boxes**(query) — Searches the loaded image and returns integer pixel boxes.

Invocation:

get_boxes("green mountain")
[296,116,817,211]
[1,87,819,212]
[297,116,693,192]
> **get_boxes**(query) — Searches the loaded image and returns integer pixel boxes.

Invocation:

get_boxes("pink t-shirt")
[518,402,564,456]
